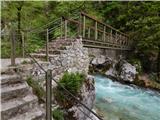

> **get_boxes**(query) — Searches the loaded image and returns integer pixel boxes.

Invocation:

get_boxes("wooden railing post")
[110,29,112,43]
[21,32,25,58]
[88,28,90,38]
[82,15,86,38]
[64,18,67,40]
[119,34,122,45]
[115,32,117,44]
[79,13,82,36]
[103,26,106,42]
[60,17,63,38]
[11,30,16,66]
[46,29,49,61]
[95,21,97,40]
[46,69,52,120]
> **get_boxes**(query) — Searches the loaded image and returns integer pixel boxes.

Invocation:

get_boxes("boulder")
[118,60,137,82]
[91,55,106,66]
[105,59,137,82]
[90,56,113,72]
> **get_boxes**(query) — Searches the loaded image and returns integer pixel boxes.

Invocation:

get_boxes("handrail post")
[88,28,90,38]
[79,13,82,36]
[21,31,25,58]
[110,29,112,43]
[82,15,86,38]
[95,21,97,40]
[103,26,106,42]
[115,31,117,44]
[46,29,49,61]
[46,69,52,120]
[119,34,122,45]
[64,18,67,40]
[60,17,63,38]
[11,30,16,66]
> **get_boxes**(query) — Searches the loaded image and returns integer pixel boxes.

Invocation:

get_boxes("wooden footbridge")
[26,12,131,51]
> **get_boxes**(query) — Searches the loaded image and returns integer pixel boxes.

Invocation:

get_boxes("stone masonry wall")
[88,47,128,60]
[50,38,89,76]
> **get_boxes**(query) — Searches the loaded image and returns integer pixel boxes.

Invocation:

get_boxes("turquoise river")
[94,75,160,120]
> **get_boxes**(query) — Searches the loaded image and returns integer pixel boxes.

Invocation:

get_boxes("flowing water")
[94,75,160,120]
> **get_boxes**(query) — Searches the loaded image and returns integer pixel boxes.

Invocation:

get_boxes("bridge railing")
[80,12,131,50]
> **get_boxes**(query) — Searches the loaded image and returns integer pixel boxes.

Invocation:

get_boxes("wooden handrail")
[81,12,129,37]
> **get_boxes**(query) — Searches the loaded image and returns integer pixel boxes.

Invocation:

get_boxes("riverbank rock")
[67,75,95,120]
[90,56,113,73]
[116,60,137,82]
[105,59,137,83]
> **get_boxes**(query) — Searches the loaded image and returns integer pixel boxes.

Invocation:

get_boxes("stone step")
[1,82,29,102]
[1,94,38,120]
[9,107,45,120]
[1,66,22,75]
[48,40,72,46]
[30,53,58,59]
[0,74,23,85]
[37,49,63,55]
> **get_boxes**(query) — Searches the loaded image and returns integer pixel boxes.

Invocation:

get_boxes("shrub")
[26,76,45,102]
[54,72,85,107]
[58,72,85,95]
[52,109,64,120]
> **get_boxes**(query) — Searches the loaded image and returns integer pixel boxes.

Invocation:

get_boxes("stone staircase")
[31,38,74,60]
[1,66,45,120]
[30,38,75,79]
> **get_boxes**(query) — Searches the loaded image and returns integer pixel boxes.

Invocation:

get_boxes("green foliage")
[1,40,11,58]
[58,72,85,95]
[54,72,85,107]
[52,108,64,120]
[149,73,159,83]
[26,76,45,102]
